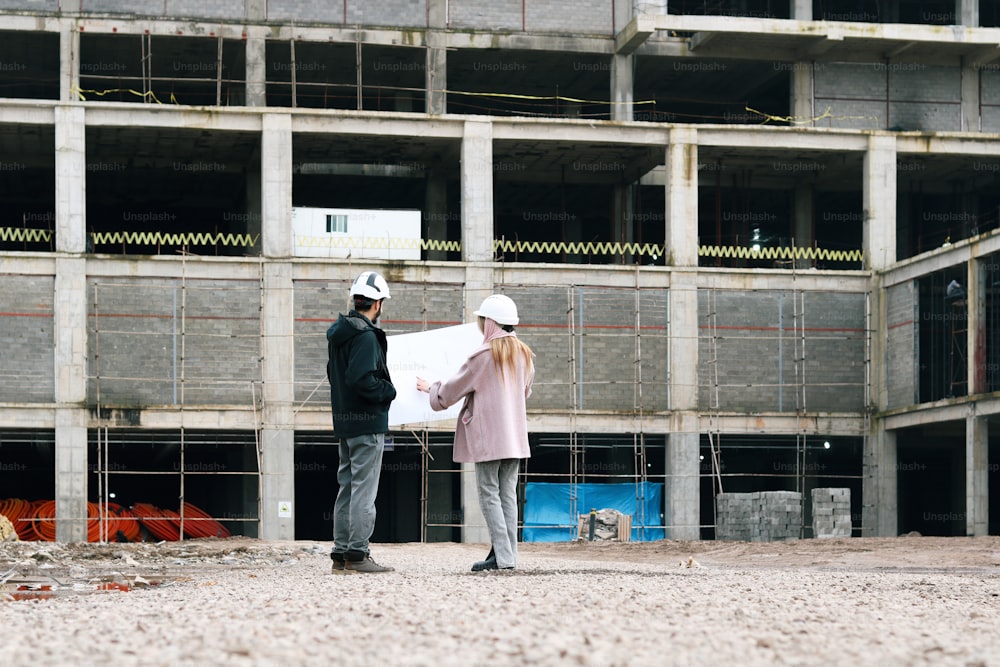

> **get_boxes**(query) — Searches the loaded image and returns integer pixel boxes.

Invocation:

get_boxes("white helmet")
[350,271,391,300]
[474,294,519,325]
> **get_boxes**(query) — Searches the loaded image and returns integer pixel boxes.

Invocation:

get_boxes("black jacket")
[326,310,396,438]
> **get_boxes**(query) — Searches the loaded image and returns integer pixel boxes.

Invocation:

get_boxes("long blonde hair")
[479,316,533,384]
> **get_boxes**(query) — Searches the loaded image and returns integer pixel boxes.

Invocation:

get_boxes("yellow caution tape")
[71,86,179,104]
[698,244,863,263]
[0,228,864,263]
[0,227,52,242]
[90,231,259,246]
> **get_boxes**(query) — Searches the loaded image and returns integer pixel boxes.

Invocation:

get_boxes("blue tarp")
[522,481,665,542]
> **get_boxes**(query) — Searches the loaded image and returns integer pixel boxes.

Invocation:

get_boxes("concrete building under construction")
[1,0,999,544]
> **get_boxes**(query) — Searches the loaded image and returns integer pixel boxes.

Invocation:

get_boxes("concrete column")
[790,64,814,124]
[55,106,86,254]
[667,267,699,539]
[611,54,633,122]
[961,59,981,133]
[665,127,698,267]
[612,184,634,265]
[246,37,267,107]
[54,257,88,542]
[793,184,814,268]
[957,0,978,26]
[862,426,898,537]
[966,415,988,536]
[666,418,700,540]
[245,144,263,256]
[259,261,295,540]
[790,0,812,20]
[863,134,896,271]
[261,113,293,258]
[969,258,985,394]
[460,120,494,262]
[424,169,449,260]
[60,26,79,102]
[426,32,447,115]
[460,264,493,544]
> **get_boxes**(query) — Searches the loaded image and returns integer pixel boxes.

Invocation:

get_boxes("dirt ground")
[3,535,1000,666]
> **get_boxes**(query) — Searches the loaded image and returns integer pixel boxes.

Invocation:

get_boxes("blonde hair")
[478,316,534,384]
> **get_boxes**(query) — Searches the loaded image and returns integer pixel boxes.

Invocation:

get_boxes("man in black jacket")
[327,270,396,574]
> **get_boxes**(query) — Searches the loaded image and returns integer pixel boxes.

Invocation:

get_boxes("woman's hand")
[416,376,431,393]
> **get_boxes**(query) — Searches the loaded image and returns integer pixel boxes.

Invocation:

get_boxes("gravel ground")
[2,537,1000,667]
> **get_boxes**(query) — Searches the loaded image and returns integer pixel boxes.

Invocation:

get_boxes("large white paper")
[387,322,482,427]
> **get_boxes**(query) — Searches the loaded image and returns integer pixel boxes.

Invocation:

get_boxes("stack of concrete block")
[751,491,802,542]
[811,487,852,538]
[717,491,803,541]
[715,492,754,541]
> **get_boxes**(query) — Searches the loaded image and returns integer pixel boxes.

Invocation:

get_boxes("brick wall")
[293,278,465,407]
[886,280,917,409]
[815,62,961,131]
[448,0,522,31]
[982,69,1000,133]
[699,289,866,412]
[87,277,261,407]
[525,0,613,34]
[0,275,54,403]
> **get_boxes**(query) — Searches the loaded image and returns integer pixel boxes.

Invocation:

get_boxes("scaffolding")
[86,258,264,542]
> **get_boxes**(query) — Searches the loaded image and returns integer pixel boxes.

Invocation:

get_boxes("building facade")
[0,0,998,542]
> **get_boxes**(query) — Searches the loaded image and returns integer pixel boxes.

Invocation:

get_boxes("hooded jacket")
[327,310,396,438]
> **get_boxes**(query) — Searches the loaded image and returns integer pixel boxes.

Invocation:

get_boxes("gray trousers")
[475,458,520,568]
[333,432,385,557]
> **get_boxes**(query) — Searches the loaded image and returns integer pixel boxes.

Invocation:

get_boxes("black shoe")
[471,547,497,572]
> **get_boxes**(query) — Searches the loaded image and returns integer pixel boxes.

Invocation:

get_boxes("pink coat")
[428,344,534,463]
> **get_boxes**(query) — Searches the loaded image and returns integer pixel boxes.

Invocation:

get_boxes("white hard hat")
[350,271,391,300]
[474,294,519,326]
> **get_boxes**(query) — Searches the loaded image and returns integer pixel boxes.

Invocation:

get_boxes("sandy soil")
[2,535,1000,666]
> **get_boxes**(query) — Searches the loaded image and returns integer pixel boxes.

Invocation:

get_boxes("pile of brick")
[575,508,632,542]
[715,492,754,541]
[811,487,852,538]
[716,491,802,542]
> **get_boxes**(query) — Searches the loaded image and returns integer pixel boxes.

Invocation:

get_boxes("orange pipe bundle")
[0,498,35,540]
[131,502,181,541]
[106,503,142,542]
[29,500,57,541]
[180,501,231,539]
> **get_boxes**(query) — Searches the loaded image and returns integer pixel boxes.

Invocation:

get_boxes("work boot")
[344,555,395,573]
[330,552,346,574]
[471,547,497,572]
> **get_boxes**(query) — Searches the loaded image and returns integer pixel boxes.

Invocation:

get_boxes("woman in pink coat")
[416,294,534,571]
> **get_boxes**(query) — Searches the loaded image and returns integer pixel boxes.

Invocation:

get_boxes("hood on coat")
[327,312,375,348]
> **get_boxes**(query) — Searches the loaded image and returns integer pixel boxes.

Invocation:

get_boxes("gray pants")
[333,432,385,557]
[475,458,520,568]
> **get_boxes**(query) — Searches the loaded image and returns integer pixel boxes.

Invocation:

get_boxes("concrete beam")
[881,230,1000,288]
[615,15,656,56]
[896,134,1000,156]
[881,398,1000,430]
